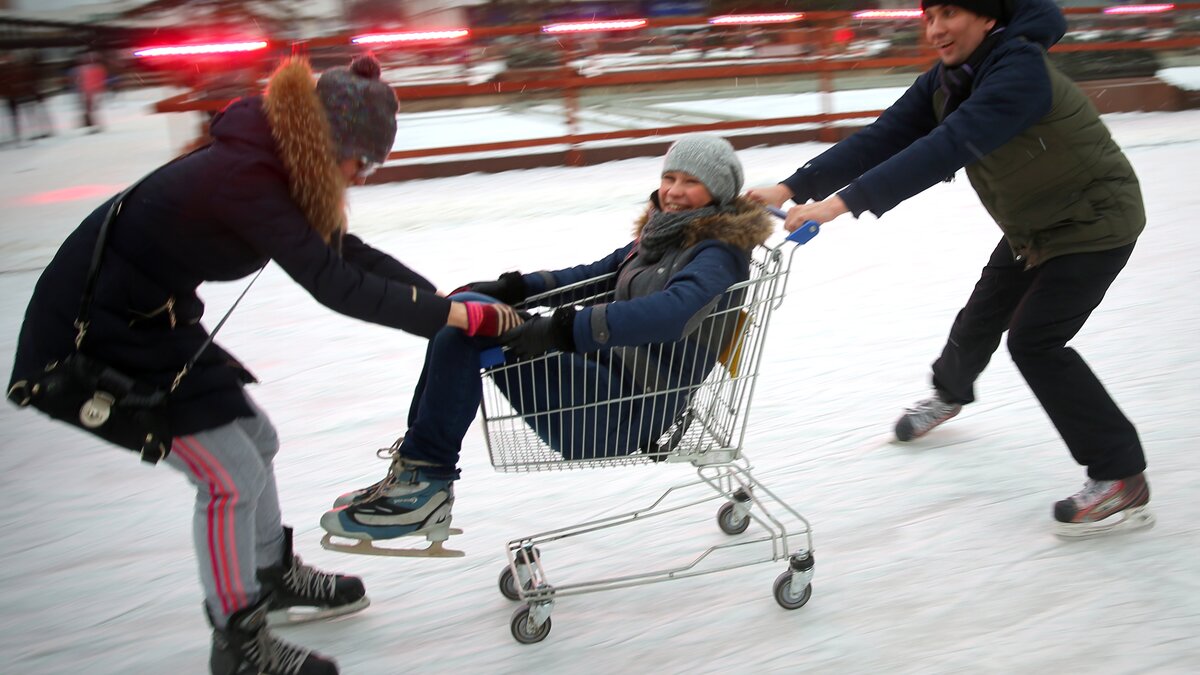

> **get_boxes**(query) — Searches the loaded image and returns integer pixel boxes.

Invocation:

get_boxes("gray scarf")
[639,204,722,262]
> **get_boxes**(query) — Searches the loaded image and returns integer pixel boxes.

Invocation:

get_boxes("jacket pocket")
[93,254,202,331]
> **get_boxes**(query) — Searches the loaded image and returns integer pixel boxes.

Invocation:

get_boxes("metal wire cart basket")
[479,223,818,644]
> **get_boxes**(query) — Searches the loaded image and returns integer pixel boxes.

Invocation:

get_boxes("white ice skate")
[319,517,464,558]
[321,460,464,558]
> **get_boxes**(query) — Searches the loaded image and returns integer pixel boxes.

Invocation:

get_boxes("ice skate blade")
[267,596,371,626]
[1055,506,1155,540]
[320,533,465,558]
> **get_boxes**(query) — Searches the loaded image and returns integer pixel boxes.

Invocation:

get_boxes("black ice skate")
[1054,473,1155,539]
[210,596,338,675]
[258,526,370,625]
[895,393,962,441]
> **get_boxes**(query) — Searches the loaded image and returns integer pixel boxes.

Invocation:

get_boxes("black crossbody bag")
[7,176,262,464]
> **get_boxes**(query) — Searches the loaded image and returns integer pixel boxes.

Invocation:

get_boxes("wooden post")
[562,36,584,167]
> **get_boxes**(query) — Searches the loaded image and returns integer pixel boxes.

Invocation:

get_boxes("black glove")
[500,306,576,358]
[450,271,527,305]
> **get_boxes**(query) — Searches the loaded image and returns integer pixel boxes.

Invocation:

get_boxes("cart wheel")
[510,605,552,644]
[773,571,812,610]
[498,566,530,601]
[717,501,750,535]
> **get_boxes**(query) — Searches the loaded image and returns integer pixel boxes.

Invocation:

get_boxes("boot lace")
[1068,479,1119,506]
[356,437,406,500]
[246,627,311,675]
[361,439,439,501]
[903,397,958,427]
[282,555,337,601]
[374,437,403,462]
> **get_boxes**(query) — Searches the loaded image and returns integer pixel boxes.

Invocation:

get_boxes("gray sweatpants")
[164,397,286,628]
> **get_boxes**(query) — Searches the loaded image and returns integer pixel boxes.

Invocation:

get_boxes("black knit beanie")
[920,0,1004,20]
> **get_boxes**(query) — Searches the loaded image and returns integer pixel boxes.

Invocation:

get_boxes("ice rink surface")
[1,86,1198,673]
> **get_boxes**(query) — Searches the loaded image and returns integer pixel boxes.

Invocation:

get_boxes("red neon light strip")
[352,29,470,44]
[542,19,648,34]
[852,9,924,19]
[133,41,268,57]
[1103,3,1175,14]
[708,13,805,25]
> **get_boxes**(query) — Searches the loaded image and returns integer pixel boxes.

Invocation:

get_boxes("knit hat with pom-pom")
[316,54,398,164]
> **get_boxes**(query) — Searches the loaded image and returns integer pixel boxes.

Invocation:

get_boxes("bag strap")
[74,183,137,349]
[169,265,264,392]
[71,148,264,393]
[75,146,206,347]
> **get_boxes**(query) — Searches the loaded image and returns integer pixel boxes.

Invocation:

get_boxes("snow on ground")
[1,87,1199,674]
[1158,65,1200,90]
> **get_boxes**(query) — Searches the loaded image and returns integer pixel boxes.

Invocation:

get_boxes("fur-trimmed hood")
[261,58,346,242]
[634,194,775,251]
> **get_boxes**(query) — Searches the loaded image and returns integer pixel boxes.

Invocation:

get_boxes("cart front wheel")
[717,501,750,535]
[773,571,812,610]
[498,566,530,601]
[511,605,552,644]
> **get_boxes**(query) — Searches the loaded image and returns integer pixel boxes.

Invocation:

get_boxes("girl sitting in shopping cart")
[320,134,774,554]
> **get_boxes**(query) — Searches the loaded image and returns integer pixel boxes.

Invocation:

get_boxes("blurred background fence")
[4,2,1198,179]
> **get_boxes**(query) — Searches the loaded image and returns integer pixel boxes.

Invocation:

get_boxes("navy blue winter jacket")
[521,195,773,393]
[781,0,1068,218]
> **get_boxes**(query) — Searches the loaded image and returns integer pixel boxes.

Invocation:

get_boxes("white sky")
[1,83,1198,673]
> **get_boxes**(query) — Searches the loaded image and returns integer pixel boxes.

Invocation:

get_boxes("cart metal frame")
[480,224,818,643]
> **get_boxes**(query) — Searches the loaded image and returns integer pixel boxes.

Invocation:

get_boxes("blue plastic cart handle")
[786,221,820,245]
[765,206,820,245]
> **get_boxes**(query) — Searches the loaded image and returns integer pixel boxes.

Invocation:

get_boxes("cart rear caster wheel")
[773,571,812,610]
[498,566,532,601]
[511,605,552,644]
[717,501,750,535]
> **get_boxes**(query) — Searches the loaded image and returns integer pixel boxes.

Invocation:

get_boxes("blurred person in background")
[0,51,52,143]
[0,52,20,144]
[75,50,107,132]
[24,49,55,138]
[8,54,521,675]
[747,0,1152,539]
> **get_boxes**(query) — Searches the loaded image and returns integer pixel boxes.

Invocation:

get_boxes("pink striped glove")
[463,301,523,337]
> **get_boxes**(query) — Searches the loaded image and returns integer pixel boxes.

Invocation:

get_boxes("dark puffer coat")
[9,62,450,436]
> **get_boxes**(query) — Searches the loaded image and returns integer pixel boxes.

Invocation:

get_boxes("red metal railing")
[149,5,1200,177]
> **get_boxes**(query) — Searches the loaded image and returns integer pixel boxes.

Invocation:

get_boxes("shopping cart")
[479,216,819,644]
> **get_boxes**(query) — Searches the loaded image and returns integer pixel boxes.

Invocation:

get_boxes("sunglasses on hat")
[355,156,379,180]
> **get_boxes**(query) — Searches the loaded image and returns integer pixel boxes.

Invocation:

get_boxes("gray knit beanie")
[316,54,398,164]
[662,134,744,206]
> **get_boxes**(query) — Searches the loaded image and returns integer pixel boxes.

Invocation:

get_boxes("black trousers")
[931,237,1145,480]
